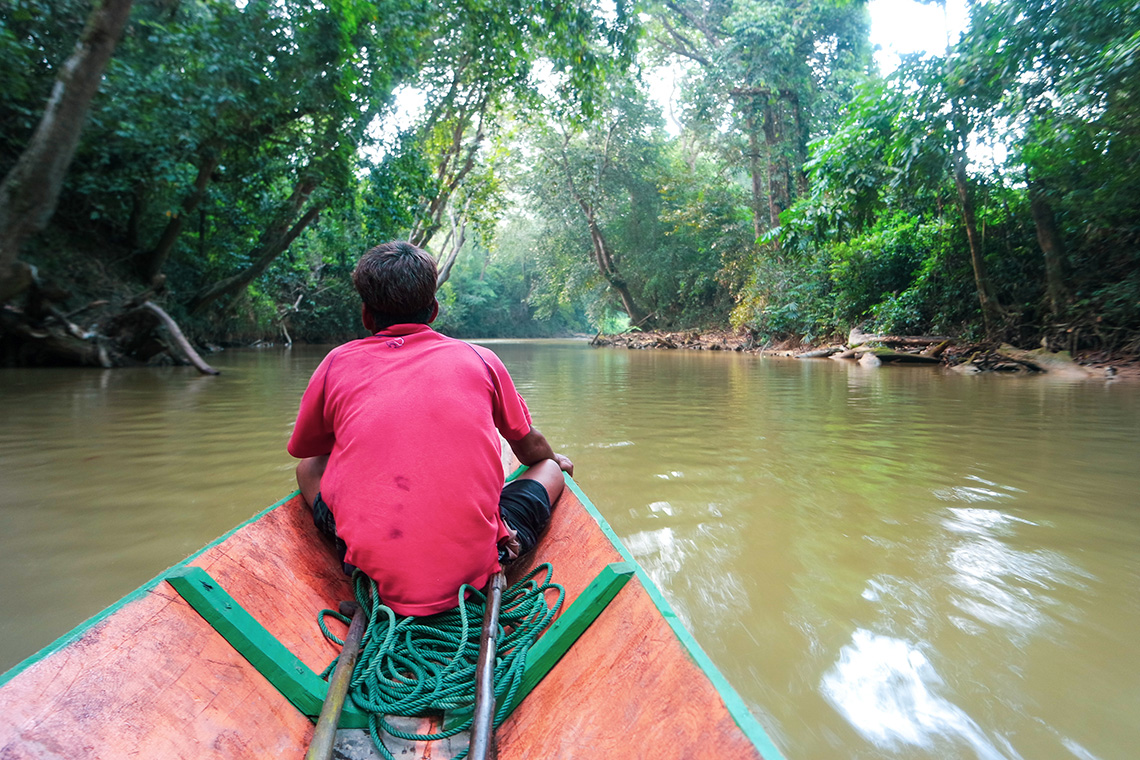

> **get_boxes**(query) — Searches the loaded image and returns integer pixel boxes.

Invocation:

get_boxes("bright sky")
[868,0,969,73]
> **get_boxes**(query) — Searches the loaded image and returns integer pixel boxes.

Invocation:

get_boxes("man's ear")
[427,299,439,324]
[361,304,378,333]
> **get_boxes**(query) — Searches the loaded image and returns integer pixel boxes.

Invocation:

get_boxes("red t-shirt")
[287,324,533,616]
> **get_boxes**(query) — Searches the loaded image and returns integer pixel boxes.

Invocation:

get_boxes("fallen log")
[860,346,942,364]
[0,306,107,367]
[869,335,952,346]
[139,301,220,375]
[833,344,942,364]
[795,347,842,359]
[831,347,860,360]
[847,327,952,347]
[921,340,952,359]
[994,345,1091,378]
[2,282,220,373]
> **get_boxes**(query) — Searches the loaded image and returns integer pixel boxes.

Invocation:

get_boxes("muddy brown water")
[1,341,1137,759]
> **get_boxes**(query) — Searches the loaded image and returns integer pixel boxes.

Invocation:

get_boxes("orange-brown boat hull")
[0,478,782,759]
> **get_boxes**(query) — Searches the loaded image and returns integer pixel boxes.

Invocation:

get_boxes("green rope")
[317,563,563,760]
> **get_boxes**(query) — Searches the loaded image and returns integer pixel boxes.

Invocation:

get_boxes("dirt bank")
[591,329,1140,381]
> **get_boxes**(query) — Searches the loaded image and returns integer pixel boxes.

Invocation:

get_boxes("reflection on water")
[2,342,1139,760]
[822,629,1014,759]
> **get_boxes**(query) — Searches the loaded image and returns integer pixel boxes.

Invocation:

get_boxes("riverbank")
[591,329,1140,381]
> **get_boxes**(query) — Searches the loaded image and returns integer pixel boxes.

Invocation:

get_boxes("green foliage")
[433,240,590,338]
[521,72,746,330]
[361,137,433,242]
[1,0,641,341]
[749,0,1140,349]
[5,0,1139,351]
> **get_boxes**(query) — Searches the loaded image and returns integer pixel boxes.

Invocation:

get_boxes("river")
[1,341,1137,760]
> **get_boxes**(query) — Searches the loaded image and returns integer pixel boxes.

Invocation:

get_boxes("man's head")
[353,241,438,331]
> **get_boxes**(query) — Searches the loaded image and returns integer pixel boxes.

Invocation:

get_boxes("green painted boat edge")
[0,490,300,688]
[564,475,787,760]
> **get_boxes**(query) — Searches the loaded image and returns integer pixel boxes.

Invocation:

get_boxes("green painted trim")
[565,477,787,760]
[443,560,634,731]
[0,490,299,688]
[166,565,370,728]
[167,566,328,716]
[508,561,633,713]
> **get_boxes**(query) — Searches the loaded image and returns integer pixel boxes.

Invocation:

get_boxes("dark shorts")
[311,492,353,574]
[498,478,554,558]
[310,477,553,572]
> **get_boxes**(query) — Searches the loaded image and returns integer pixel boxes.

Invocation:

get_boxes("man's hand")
[553,453,574,476]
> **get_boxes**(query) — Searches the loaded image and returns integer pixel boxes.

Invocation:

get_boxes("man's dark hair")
[353,241,438,329]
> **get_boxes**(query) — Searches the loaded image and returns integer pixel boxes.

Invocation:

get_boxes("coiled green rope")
[318,563,564,760]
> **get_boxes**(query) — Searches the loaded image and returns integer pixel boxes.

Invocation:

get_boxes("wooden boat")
[0,458,785,759]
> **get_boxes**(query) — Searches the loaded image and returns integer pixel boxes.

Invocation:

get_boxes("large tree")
[0,0,135,301]
[647,0,870,239]
[525,79,673,328]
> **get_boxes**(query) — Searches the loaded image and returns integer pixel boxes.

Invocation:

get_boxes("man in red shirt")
[288,241,572,616]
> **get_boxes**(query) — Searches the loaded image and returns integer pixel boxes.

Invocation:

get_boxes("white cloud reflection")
[822,630,1018,759]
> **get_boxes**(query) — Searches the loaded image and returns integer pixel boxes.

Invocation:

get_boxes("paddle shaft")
[305,601,366,760]
[469,570,507,760]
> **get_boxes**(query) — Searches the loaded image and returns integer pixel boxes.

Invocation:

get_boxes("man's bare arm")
[509,426,574,476]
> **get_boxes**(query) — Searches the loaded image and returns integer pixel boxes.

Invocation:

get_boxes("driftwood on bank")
[950,345,1092,377]
[1,281,219,374]
[848,327,952,347]
[589,328,1109,379]
[813,329,958,367]
[591,330,747,352]
[857,346,942,364]
[794,347,843,359]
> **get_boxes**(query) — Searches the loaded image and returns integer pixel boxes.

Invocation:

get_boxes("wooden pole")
[469,571,507,760]
[305,601,366,760]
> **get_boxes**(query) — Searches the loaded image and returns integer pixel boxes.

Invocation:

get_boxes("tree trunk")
[434,199,470,289]
[187,177,321,315]
[137,149,219,281]
[1028,179,1068,317]
[951,146,1002,337]
[555,129,651,328]
[787,92,809,197]
[744,109,766,241]
[583,210,648,326]
[761,100,789,228]
[0,0,136,301]
[126,181,145,251]
[410,91,488,250]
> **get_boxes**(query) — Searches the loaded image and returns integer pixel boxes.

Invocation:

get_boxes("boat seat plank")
[167,565,337,718]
